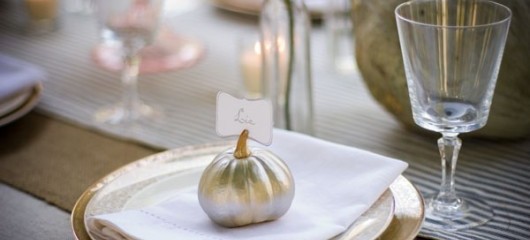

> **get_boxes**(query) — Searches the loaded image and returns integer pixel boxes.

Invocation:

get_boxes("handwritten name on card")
[216,92,273,145]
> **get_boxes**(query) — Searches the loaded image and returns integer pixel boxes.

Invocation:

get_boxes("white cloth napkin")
[87,130,408,240]
[0,53,45,102]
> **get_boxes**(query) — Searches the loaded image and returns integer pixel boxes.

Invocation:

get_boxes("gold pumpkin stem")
[234,129,251,159]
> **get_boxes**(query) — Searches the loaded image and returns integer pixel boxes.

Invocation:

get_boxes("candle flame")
[256,37,286,54]
[254,42,262,55]
[277,37,286,52]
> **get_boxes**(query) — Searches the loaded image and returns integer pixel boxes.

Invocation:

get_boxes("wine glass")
[395,0,511,231]
[93,0,164,125]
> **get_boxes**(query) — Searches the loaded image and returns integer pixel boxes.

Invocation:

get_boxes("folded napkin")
[87,130,408,240]
[0,53,45,102]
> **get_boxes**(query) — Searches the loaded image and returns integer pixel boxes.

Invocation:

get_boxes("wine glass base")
[92,29,204,74]
[423,191,494,231]
[94,102,162,126]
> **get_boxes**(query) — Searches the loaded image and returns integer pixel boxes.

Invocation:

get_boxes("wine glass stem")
[121,52,141,122]
[433,132,463,213]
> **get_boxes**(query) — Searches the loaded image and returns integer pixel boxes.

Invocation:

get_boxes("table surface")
[1,1,529,240]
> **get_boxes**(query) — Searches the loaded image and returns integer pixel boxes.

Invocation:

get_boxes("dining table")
[0,1,529,240]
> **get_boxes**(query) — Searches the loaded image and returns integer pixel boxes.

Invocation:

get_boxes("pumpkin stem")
[234,129,251,159]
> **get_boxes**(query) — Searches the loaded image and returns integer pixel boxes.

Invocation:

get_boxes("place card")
[216,91,272,145]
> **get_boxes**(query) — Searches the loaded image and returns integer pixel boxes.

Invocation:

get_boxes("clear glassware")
[395,0,511,231]
[260,0,314,135]
[325,0,356,74]
[92,0,204,74]
[93,0,165,125]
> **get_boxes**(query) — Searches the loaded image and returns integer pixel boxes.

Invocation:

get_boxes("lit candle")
[240,38,288,99]
[24,0,58,34]
[240,41,263,99]
[276,37,288,91]
[25,0,58,21]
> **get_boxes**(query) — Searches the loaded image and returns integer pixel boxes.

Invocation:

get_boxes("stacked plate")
[212,0,327,18]
[0,54,44,127]
[72,143,425,240]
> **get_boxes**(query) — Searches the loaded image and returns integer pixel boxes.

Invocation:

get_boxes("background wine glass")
[94,0,165,125]
[92,0,204,74]
[395,0,511,231]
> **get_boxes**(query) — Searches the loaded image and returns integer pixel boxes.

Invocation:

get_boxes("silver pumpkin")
[198,130,295,227]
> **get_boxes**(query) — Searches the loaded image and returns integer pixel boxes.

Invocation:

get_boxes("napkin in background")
[87,129,408,240]
[0,53,45,102]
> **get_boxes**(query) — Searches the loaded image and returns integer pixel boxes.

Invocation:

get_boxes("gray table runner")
[1,3,529,240]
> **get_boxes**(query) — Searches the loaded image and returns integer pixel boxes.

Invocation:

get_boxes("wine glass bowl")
[92,0,204,74]
[100,0,162,50]
[395,0,511,231]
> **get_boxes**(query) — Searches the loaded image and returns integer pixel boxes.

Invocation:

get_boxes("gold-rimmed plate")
[71,143,424,240]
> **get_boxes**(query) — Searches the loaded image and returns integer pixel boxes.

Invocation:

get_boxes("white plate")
[73,143,415,240]
[0,84,42,127]
[0,90,32,117]
[212,0,326,18]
